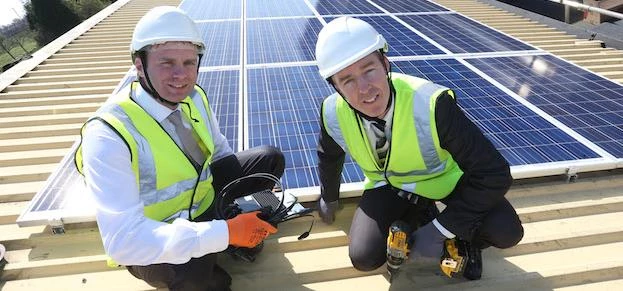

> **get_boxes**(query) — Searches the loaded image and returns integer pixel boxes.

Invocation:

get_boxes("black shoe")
[226,241,264,262]
[462,243,482,280]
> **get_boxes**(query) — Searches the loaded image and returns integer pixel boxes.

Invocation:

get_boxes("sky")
[0,0,28,27]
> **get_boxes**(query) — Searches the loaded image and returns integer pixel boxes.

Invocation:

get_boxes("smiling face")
[331,52,391,118]
[134,41,199,109]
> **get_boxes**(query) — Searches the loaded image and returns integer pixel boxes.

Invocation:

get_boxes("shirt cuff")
[195,219,230,254]
[433,218,456,239]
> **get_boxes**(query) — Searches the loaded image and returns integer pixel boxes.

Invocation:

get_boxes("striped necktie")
[167,110,205,171]
[370,120,389,164]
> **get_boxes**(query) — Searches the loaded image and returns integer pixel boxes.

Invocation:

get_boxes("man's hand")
[409,221,447,259]
[226,211,277,248]
[318,198,339,224]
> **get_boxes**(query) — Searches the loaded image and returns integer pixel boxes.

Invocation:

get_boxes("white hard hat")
[130,6,205,55]
[315,17,388,79]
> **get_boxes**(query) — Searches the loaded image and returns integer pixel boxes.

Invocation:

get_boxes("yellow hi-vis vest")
[75,83,217,268]
[322,73,464,200]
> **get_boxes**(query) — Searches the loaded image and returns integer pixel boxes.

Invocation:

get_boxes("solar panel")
[247,0,314,18]
[246,18,323,64]
[197,70,240,150]
[324,15,446,56]
[20,0,623,228]
[197,21,241,67]
[179,0,241,20]
[308,0,383,15]
[467,55,623,158]
[392,59,602,165]
[372,0,449,13]
[398,13,537,53]
[246,65,364,189]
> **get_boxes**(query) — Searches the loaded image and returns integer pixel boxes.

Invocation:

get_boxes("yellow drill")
[386,220,411,282]
[440,238,469,278]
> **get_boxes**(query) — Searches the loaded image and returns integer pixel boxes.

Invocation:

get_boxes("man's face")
[134,42,199,108]
[332,53,390,118]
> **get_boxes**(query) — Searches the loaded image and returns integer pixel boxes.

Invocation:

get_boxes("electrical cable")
[214,172,314,238]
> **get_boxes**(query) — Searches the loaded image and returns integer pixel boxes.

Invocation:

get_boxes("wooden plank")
[0,270,155,291]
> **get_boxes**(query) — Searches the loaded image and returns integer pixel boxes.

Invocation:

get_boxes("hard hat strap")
[136,51,203,108]
[326,51,395,121]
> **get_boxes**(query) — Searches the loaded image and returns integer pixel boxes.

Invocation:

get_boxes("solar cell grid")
[371,0,449,13]
[392,59,601,165]
[246,18,323,64]
[308,0,383,15]
[467,55,623,158]
[197,21,240,67]
[398,14,536,53]
[179,0,241,20]
[247,0,314,18]
[247,66,364,189]
[324,15,445,56]
[197,70,240,150]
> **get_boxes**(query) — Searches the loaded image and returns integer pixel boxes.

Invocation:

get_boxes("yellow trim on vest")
[328,74,463,199]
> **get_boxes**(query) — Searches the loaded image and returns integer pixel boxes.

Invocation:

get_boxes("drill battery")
[440,238,469,278]
[386,220,411,281]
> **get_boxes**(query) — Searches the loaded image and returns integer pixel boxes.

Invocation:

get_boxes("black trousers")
[348,185,523,271]
[127,145,285,291]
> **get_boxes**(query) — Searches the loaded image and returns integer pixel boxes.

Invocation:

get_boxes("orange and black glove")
[226,211,277,248]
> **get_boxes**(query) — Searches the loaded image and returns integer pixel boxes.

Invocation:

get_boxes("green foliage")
[27,0,81,46]
[64,0,109,20]
[0,30,38,72]
[25,0,110,47]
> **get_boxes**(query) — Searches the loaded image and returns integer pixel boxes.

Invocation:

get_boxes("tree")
[0,35,17,61]
[26,0,82,46]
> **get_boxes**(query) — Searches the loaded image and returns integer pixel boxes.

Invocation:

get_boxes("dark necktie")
[167,110,205,171]
[370,120,389,164]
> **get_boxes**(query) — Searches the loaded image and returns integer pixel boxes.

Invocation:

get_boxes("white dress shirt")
[81,84,234,266]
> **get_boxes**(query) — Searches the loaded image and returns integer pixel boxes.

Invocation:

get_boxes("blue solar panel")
[467,55,623,158]
[372,0,449,13]
[247,0,314,18]
[247,66,364,189]
[324,15,445,56]
[392,59,601,165]
[246,18,323,64]
[179,0,241,20]
[197,21,240,67]
[309,0,383,15]
[197,70,239,150]
[398,14,536,53]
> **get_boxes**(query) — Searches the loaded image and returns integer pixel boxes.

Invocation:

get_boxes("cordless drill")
[440,238,469,278]
[386,220,411,282]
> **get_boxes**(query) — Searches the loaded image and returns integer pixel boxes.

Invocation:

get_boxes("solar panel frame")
[246,17,324,65]
[370,0,450,13]
[308,0,383,15]
[397,13,537,53]
[19,0,623,228]
[323,15,446,57]
[197,21,241,67]
[466,54,623,159]
[179,0,241,20]
[197,70,241,150]
[245,65,365,190]
[247,0,315,18]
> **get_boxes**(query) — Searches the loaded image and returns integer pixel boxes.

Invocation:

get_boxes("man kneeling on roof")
[75,6,284,291]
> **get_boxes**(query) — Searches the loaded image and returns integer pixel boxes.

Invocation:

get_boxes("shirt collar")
[362,94,395,129]
[133,83,179,122]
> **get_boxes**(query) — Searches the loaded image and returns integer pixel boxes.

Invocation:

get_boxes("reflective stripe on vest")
[75,82,217,222]
[322,73,463,199]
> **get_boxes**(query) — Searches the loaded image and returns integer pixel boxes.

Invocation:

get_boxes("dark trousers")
[127,145,285,291]
[348,185,523,271]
